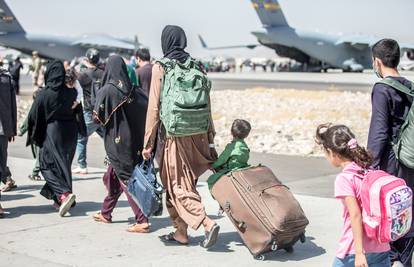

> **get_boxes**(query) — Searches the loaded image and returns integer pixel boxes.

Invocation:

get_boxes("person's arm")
[142,64,163,159]
[207,95,218,160]
[75,80,83,104]
[212,144,233,169]
[344,196,368,267]
[367,86,390,168]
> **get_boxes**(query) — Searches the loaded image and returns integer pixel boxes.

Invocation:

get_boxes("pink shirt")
[334,162,390,259]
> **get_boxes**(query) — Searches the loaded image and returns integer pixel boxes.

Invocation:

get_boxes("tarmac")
[1,154,339,267]
[208,70,414,91]
[4,71,413,266]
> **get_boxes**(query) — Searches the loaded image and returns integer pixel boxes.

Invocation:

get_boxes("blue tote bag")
[127,160,163,217]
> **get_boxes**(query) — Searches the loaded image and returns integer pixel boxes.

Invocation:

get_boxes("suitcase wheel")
[300,233,306,243]
[254,254,266,261]
[284,246,294,253]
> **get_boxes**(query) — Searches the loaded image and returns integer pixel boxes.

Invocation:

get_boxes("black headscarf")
[94,55,133,125]
[101,55,132,95]
[27,60,81,146]
[161,25,190,63]
[45,60,65,91]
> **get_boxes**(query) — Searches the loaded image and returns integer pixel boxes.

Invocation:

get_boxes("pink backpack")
[360,170,412,243]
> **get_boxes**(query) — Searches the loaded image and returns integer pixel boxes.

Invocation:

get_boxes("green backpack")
[378,77,414,168]
[157,57,211,137]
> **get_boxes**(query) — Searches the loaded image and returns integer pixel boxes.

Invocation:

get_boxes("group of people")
[0,24,414,266]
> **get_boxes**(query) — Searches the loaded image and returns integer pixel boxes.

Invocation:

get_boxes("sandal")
[1,180,17,192]
[28,174,43,181]
[200,223,220,248]
[127,223,150,233]
[93,212,112,223]
[159,232,189,246]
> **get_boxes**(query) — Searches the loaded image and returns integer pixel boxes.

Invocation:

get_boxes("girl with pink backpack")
[316,124,413,267]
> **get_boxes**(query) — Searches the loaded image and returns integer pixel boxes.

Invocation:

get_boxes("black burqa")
[94,55,148,181]
[27,60,83,201]
[161,25,190,63]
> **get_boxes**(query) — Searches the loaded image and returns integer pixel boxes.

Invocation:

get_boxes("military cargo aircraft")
[0,0,141,60]
[200,0,414,72]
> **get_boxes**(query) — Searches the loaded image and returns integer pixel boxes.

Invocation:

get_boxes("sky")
[6,0,414,59]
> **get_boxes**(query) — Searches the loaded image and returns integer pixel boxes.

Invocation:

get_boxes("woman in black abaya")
[92,55,149,233]
[27,60,85,217]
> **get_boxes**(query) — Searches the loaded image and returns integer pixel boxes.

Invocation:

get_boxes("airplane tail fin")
[0,0,25,33]
[250,0,288,28]
[198,35,208,49]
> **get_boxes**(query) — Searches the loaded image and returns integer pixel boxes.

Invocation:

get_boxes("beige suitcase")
[211,165,309,260]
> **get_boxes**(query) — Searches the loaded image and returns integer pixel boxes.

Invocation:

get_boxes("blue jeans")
[332,252,390,267]
[75,111,104,168]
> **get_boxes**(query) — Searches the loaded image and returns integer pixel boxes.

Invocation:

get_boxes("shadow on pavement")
[3,204,59,218]
[2,200,131,219]
[69,200,131,217]
[198,234,325,261]
[264,236,326,262]
[8,184,43,194]
[0,193,34,202]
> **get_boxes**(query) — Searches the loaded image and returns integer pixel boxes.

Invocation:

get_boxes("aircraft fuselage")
[256,26,372,69]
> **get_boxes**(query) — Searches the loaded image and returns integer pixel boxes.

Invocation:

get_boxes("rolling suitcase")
[211,165,309,260]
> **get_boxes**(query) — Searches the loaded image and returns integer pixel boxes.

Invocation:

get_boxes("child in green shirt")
[207,119,251,190]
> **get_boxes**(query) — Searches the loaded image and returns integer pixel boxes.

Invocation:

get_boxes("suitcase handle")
[224,201,246,232]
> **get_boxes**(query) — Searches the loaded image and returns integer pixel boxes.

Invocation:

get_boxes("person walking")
[316,124,391,267]
[135,48,153,96]
[142,25,220,248]
[30,51,42,90]
[92,55,149,233]
[367,38,414,267]
[72,48,104,175]
[0,68,17,216]
[8,57,23,95]
[27,60,86,217]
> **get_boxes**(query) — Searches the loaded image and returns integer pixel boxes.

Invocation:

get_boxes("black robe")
[94,55,148,181]
[27,60,85,201]
[0,70,17,137]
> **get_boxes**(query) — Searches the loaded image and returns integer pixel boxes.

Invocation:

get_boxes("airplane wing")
[337,36,414,53]
[401,43,414,51]
[335,36,378,50]
[198,35,259,50]
[72,35,135,51]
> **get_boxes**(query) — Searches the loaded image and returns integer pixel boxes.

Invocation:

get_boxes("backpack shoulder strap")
[377,77,414,97]
[156,58,175,72]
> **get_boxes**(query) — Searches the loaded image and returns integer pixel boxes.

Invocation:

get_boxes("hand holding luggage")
[128,159,164,217]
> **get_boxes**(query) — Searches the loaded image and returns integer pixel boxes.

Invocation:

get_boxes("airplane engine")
[407,50,414,61]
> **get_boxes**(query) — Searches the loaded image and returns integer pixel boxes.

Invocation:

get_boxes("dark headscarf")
[44,60,65,91]
[102,55,132,95]
[94,55,133,125]
[27,60,81,146]
[161,25,190,63]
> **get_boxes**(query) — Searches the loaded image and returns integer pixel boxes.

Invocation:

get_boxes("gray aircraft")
[200,0,414,72]
[0,0,141,60]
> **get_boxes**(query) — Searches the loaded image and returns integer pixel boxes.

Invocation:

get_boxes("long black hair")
[315,123,373,169]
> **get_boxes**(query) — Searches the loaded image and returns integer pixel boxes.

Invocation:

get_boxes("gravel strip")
[16,87,372,157]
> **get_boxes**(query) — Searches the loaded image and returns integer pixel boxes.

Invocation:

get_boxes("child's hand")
[354,253,368,267]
